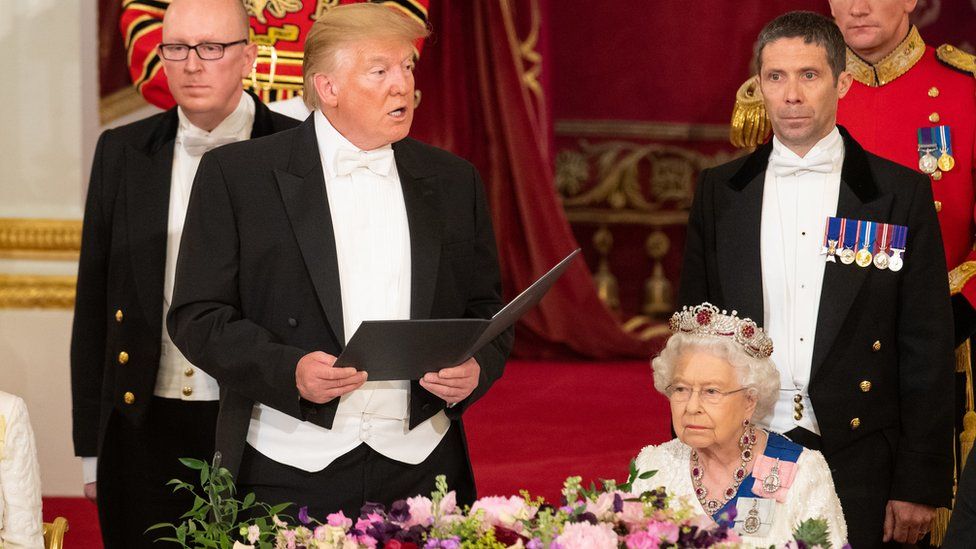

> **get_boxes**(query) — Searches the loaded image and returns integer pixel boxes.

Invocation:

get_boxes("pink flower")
[624,530,661,549]
[327,510,353,529]
[584,492,618,521]
[405,495,434,527]
[232,542,254,549]
[281,529,297,549]
[624,521,679,547]
[470,496,535,531]
[554,522,618,549]
[247,525,261,543]
[617,500,648,530]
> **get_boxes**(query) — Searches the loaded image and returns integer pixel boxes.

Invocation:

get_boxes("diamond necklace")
[691,424,758,515]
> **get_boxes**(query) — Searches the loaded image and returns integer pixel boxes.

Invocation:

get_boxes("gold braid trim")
[730,75,770,149]
[0,218,81,259]
[0,275,76,309]
[936,44,976,77]
[948,261,976,296]
[847,26,925,87]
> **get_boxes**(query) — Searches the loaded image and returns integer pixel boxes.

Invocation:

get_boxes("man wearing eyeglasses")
[70,1,297,546]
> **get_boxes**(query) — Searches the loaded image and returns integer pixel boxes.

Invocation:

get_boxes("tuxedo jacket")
[679,127,954,508]
[166,116,513,477]
[70,93,298,459]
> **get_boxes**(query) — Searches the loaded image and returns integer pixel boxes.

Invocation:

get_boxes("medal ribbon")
[874,223,890,254]
[917,128,937,158]
[891,224,908,253]
[860,221,876,251]
[937,125,954,157]
[842,218,858,250]
[823,217,842,254]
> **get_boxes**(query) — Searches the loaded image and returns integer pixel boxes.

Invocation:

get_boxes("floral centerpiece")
[151,455,840,549]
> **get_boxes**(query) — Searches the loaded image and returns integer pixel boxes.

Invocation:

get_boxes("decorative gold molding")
[0,218,82,260]
[0,275,75,309]
[99,86,150,125]
[556,119,732,142]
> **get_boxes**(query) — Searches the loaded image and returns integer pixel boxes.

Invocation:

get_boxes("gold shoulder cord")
[936,44,976,78]
[730,75,771,149]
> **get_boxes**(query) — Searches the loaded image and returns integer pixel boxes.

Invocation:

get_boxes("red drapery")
[411,1,654,359]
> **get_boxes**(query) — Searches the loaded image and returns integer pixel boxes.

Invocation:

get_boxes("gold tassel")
[931,507,952,547]
[729,75,771,149]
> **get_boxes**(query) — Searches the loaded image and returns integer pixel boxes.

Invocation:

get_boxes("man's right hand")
[295,351,367,404]
[84,481,97,503]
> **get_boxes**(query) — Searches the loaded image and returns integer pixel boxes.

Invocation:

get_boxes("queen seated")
[632,303,847,547]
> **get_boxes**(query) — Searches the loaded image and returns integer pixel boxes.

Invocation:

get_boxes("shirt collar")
[177,92,254,141]
[313,110,394,180]
[771,126,844,171]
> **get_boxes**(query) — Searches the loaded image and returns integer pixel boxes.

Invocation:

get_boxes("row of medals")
[826,239,903,271]
[918,146,955,174]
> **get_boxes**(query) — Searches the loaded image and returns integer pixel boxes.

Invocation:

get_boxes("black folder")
[333,248,581,380]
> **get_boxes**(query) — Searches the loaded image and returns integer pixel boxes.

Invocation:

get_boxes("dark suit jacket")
[71,93,298,459]
[166,116,513,477]
[678,126,954,508]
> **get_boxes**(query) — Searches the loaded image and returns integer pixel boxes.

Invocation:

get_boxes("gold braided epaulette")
[730,75,771,149]
[948,261,976,295]
[936,44,976,77]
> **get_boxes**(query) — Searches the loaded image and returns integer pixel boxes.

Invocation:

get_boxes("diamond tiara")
[668,302,774,359]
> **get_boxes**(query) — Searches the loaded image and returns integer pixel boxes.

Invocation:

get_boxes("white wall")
[0,0,101,496]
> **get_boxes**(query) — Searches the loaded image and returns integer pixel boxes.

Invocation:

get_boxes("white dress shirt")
[760,127,845,435]
[83,93,255,484]
[246,110,450,472]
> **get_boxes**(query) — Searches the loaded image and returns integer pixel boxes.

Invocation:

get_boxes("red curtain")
[411,1,653,359]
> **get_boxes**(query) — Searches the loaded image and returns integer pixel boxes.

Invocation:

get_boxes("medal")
[743,499,762,534]
[855,221,875,267]
[762,459,782,493]
[873,223,891,270]
[840,218,857,265]
[889,224,908,272]
[936,126,955,172]
[917,128,939,174]
[822,217,842,262]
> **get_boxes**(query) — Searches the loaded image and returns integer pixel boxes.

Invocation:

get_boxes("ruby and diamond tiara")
[668,302,774,359]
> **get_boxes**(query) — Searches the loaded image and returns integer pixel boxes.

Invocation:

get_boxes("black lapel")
[274,116,346,347]
[810,127,893,379]
[248,91,278,138]
[393,139,443,320]
[126,109,178,334]
[717,142,773,323]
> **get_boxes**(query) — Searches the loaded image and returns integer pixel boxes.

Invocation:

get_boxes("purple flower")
[526,539,544,549]
[424,535,461,549]
[298,506,311,525]
[360,501,386,518]
[613,493,624,513]
[389,500,412,523]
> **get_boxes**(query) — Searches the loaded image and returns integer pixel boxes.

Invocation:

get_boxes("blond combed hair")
[303,3,430,110]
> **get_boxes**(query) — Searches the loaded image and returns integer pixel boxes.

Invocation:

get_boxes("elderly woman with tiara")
[632,303,847,547]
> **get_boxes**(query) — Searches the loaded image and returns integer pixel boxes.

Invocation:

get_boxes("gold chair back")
[42,517,69,549]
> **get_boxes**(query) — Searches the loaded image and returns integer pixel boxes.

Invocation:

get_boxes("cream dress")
[0,392,44,549]
[633,436,847,548]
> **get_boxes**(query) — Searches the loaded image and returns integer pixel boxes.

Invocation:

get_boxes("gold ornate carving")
[937,44,976,77]
[312,0,341,20]
[847,26,925,87]
[730,75,771,149]
[0,218,82,259]
[500,0,548,152]
[0,275,76,309]
[948,261,976,295]
[245,0,304,25]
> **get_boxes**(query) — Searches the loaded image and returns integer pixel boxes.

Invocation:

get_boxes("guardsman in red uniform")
[120,0,429,109]
[731,2,976,544]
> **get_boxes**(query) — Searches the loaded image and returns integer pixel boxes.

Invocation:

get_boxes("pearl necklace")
[691,425,757,515]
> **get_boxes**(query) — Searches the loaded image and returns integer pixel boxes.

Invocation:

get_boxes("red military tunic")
[837,27,976,304]
[120,0,430,110]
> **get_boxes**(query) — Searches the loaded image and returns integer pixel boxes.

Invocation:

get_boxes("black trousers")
[97,397,219,548]
[787,427,914,549]
[236,422,475,521]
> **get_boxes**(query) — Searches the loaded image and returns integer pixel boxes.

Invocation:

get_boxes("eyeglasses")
[158,39,248,61]
[665,384,747,405]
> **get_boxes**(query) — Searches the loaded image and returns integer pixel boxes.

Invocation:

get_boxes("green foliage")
[793,518,833,549]
[146,453,294,549]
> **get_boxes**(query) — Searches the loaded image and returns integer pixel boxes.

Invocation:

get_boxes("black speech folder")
[333,248,581,380]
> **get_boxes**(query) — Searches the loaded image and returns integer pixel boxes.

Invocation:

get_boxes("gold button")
[928,87,940,98]
[123,392,135,405]
[935,201,942,212]
[850,417,861,430]
[946,45,956,53]
[860,380,872,392]
[115,309,123,323]
[118,351,129,365]
[929,112,941,123]
[184,367,194,377]
[872,340,881,352]
[933,170,943,181]
[182,386,193,397]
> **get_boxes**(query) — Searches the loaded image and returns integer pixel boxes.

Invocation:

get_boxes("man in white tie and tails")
[678,11,953,548]
[70,1,297,546]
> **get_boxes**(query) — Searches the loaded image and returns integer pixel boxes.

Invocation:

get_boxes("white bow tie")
[181,133,239,156]
[334,148,395,177]
[769,152,834,178]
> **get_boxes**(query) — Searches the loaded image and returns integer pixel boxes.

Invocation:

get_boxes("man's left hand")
[420,358,481,405]
[883,500,935,544]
